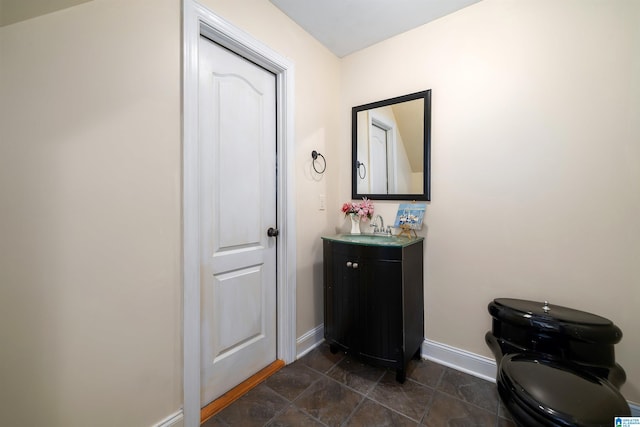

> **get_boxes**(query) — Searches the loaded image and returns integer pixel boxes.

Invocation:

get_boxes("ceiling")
[2,0,480,51]
[269,0,482,57]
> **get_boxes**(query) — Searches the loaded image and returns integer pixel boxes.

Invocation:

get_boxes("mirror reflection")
[352,90,431,201]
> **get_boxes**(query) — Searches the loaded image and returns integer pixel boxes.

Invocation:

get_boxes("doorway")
[183,2,296,426]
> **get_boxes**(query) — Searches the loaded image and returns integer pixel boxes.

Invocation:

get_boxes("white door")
[198,35,278,406]
[370,123,389,194]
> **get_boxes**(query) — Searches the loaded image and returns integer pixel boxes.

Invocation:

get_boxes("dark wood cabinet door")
[359,257,403,363]
[324,241,362,352]
[328,249,361,351]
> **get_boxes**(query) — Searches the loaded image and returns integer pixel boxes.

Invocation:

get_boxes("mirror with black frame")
[352,90,431,201]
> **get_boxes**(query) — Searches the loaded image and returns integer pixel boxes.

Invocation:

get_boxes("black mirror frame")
[351,90,431,201]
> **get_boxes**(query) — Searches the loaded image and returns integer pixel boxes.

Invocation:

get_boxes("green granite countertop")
[322,233,423,247]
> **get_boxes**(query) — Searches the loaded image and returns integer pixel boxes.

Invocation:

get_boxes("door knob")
[267,227,279,237]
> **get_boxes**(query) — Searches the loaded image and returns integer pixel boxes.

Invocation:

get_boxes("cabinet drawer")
[327,240,403,261]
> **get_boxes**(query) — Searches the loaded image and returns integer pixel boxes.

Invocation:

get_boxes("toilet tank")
[487,298,623,368]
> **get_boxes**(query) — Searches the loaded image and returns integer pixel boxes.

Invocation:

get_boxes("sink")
[322,233,423,247]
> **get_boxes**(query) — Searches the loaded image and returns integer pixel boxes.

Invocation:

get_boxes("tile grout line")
[436,367,503,417]
[337,363,388,427]
[418,364,447,424]
[364,376,436,424]
[293,351,360,427]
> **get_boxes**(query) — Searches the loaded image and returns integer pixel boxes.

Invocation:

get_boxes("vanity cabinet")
[322,235,424,382]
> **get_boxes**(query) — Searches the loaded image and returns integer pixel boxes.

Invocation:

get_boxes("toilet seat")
[498,354,631,426]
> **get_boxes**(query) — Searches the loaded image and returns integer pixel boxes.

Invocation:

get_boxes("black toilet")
[486,298,631,426]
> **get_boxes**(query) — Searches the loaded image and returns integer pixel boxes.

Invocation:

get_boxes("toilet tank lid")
[492,298,612,326]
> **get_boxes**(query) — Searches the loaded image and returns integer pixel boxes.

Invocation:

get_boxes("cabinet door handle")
[352,263,358,269]
[346,262,352,268]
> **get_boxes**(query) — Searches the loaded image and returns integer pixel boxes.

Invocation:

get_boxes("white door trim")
[182,2,297,426]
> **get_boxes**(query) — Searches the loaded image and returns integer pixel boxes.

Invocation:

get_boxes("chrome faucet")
[371,214,385,233]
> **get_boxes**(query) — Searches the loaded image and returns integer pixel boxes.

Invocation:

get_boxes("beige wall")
[341,0,640,404]
[0,0,341,424]
[0,0,183,424]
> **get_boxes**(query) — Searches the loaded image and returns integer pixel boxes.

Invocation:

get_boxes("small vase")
[349,213,361,234]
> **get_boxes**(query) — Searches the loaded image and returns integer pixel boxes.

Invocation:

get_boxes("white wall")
[341,0,640,404]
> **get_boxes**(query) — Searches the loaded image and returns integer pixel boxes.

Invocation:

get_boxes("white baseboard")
[296,324,324,359]
[153,410,183,427]
[421,339,497,383]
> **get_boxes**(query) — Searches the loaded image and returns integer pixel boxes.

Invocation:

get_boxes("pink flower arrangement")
[341,198,374,221]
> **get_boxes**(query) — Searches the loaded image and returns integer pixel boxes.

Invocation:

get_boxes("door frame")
[368,111,397,193]
[182,2,297,426]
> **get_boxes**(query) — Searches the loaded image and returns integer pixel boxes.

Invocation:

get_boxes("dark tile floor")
[202,343,515,426]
